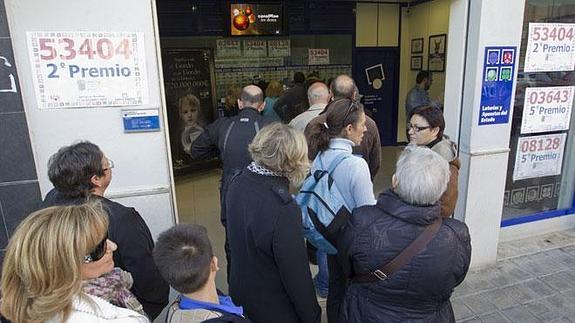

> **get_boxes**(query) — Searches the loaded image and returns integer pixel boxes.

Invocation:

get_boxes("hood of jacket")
[375,190,441,226]
[431,135,458,163]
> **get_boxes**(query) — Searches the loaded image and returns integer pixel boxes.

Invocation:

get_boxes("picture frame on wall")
[428,34,447,72]
[411,38,423,54]
[411,56,423,71]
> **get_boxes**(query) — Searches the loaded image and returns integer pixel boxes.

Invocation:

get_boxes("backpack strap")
[318,151,350,174]
[352,217,442,283]
[222,121,236,159]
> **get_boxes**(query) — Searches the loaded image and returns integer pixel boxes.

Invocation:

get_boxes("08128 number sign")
[513,133,567,181]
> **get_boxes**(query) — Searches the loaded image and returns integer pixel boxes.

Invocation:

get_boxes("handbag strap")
[352,217,442,283]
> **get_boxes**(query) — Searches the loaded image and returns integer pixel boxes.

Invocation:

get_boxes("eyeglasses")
[83,233,108,264]
[102,158,114,172]
[407,124,431,132]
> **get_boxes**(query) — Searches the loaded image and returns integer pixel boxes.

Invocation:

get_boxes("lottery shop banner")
[524,23,575,72]
[27,31,148,109]
[521,86,574,134]
[513,133,567,181]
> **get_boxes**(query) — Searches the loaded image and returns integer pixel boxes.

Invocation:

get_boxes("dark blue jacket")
[338,190,471,323]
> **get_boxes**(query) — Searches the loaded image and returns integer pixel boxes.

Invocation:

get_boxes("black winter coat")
[191,108,273,223]
[41,189,170,320]
[338,190,471,323]
[226,169,321,323]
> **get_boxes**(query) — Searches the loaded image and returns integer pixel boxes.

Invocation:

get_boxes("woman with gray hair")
[225,123,321,323]
[338,145,471,323]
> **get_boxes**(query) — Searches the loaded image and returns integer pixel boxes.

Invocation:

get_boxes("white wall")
[397,0,450,142]
[5,0,176,238]
[455,0,526,268]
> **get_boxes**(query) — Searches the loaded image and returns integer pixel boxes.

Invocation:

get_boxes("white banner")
[268,39,290,57]
[513,133,567,181]
[27,31,148,108]
[524,23,575,72]
[308,48,330,65]
[216,39,241,58]
[521,86,574,134]
[243,39,267,58]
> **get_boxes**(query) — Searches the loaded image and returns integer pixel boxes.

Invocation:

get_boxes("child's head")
[178,93,201,126]
[153,224,217,294]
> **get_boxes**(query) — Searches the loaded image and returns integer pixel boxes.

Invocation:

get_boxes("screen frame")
[227,2,286,37]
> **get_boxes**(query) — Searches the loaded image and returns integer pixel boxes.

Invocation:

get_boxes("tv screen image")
[230,3,283,36]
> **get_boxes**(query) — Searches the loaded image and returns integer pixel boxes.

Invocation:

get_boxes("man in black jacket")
[191,84,273,276]
[273,72,308,123]
[41,141,169,320]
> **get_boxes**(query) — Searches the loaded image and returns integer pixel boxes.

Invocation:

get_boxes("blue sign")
[122,109,161,133]
[478,46,517,126]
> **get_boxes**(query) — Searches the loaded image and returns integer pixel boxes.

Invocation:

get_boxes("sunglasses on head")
[83,233,108,264]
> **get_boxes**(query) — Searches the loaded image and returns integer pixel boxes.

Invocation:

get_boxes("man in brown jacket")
[304,75,381,179]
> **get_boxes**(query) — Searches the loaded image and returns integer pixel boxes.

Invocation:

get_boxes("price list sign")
[524,23,575,72]
[268,39,290,57]
[521,86,574,134]
[513,133,567,181]
[216,39,241,58]
[243,39,267,58]
[27,31,148,109]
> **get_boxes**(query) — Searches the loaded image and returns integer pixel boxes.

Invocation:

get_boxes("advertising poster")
[267,39,290,57]
[27,31,148,109]
[521,86,574,134]
[216,39,241,58]
[513,133,567,181]
[230,3,283,36]
[309,48,330,65]
[524,23,575,72]
[478,46,517,125]
[161,48,217,176]
[243,39,267,58]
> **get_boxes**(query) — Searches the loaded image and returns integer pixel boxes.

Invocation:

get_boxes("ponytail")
[307,121,331,155]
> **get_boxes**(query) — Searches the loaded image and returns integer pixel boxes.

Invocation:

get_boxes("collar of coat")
[376,189,441,226]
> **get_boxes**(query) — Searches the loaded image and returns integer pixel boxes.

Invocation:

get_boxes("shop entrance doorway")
[353,47,400,146]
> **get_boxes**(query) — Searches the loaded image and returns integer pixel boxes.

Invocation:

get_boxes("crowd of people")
[0,72,471,323]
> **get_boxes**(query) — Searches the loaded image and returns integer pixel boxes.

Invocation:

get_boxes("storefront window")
[502,0,575,223]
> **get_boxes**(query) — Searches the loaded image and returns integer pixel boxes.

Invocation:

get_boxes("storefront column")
[455,0,526,267]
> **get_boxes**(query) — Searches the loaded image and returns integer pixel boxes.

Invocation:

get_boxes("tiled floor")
[172,146,575,322]
[453,229,575,322]
[174,146,404,293]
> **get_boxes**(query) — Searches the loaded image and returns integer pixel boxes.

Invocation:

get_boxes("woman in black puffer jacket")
[338,145,471,323]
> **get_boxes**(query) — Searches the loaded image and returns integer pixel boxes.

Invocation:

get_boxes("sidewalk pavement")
[315,229,575,323]
[453,228,575,322]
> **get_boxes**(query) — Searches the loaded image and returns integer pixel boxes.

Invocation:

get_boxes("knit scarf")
[82,267,146,316]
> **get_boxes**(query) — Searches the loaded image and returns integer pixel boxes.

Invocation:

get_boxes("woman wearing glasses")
[408,105,460,217]
[306,98,376,323]
[0,203,149,323]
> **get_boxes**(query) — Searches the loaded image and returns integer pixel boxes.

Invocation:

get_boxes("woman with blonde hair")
[226,123,321,323]
[0,203,149,323]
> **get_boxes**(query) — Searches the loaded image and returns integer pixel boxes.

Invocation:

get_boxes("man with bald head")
[289,81,330,132]
[305,75,382,179]
[191,84,273,277]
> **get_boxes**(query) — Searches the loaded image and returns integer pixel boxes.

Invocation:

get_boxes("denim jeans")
[314,250,329,297]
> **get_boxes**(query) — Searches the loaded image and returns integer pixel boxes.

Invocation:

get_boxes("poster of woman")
[162,48,217,176]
